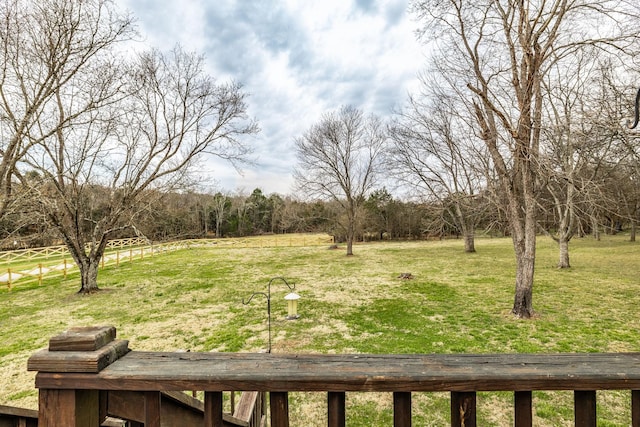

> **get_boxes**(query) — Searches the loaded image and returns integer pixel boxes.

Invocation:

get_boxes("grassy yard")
[1,234,639,425]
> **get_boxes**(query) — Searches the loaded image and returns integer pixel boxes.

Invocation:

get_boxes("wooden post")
[204,391,224,427]
[144,391,161,427]
[27,326,129,427]
[328,392,346,427]
[38,263,43,286]
[270,392,289,427]
[394,392,412,427]
[632,390,640,427]
[574,390,596,427]
[514,391,532,427]
[7,268,11,290]
[451,392,476,427]
[38,389,100,427]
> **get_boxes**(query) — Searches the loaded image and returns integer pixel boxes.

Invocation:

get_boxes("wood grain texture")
[33,351,640,392]
[269,392,289,427]
[48,326,116,351]
[27,339,129,373]
[451,392,476,427]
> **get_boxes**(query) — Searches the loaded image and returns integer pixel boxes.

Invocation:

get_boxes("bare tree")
[538,55,634,267]
[388,87,487,253]
[413,0,640,318]
[0,0,133,217]
[211,191,231,238]
[24,45,257,293]
[294,106,386,255]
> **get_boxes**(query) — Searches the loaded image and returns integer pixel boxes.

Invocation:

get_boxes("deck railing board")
[27,327,640,426]
[34,351,640,392]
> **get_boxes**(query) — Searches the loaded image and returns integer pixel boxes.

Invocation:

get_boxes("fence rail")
[0,234,333,291]
[0,238,150,263]
[27,326,640,426]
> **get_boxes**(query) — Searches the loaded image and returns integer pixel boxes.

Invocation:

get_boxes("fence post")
[38,263,43,286]
[7,268,11,290]
[27,326,129,427]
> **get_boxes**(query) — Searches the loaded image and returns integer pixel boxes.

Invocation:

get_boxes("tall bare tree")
[294,106,386,255]
[24,45,257,293]
[0,0,133,216]
[413,0,640,318]
[388,87,487,253]
[539,56,634,267]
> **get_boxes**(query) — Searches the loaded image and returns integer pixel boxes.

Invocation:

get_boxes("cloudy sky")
[116,0,427,195]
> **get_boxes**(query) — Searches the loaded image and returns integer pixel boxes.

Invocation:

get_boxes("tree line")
[2,180,634,252]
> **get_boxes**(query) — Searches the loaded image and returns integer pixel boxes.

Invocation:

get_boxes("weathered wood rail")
[0,404,38,427]
[27,326,640,426]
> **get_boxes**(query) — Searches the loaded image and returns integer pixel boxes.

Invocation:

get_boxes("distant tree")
[388,90,486,253]
[246,188,270,234]
[211,192,232,238]
[294,106,386,255]
[363,188,397,240]
[24,45,257,293]
[228,192,252,237]
[267,193,285,233]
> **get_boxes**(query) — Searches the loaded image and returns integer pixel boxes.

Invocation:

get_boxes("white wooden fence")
[0,234,333,290]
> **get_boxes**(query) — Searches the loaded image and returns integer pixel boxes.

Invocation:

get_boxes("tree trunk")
[512,245,535,318]
[346,220,355,256]
[510,187,537,319]
[557,238,570,269]
[78,258,100,294]
[630,221,636,242]
[464,231,476,253]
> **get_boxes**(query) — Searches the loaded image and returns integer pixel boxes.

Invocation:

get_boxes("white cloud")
[115,0,426,196]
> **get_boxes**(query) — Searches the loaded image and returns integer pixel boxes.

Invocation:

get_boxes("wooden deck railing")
[27,326,640,426]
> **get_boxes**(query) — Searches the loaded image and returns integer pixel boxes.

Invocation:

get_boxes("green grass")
[1,234,639,425]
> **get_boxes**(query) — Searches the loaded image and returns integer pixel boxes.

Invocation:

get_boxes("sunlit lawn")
[1,234,639,425]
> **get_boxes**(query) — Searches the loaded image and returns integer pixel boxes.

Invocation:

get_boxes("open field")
[0,234,334,290]
[1,234,639,425]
